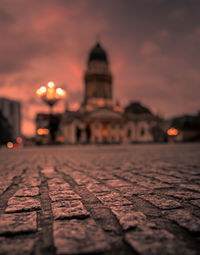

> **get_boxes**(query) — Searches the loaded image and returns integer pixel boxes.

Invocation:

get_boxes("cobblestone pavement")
[0,143,200,255]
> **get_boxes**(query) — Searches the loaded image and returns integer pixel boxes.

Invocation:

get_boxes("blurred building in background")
[35,113,64,145]
[0,110,12,145]
[168,113,200,142]
[61,42,164,144]
[35,42,199,145]
[0,98,21,143]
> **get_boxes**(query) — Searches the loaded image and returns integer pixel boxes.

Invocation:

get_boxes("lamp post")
[36,81,66,143]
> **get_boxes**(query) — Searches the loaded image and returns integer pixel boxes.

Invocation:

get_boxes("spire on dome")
[88,42,108,63]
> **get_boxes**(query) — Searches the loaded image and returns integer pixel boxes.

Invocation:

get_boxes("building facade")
[61,42,164,144]
[83,42,113,110]
[0,98,21,140]
[35,113,63,145]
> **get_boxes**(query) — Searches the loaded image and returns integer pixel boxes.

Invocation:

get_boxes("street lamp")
[36,81,66,143]
[36,81,66,113]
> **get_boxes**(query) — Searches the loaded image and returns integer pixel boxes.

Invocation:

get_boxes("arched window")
[127,128,132,138]
[141,127,145,136]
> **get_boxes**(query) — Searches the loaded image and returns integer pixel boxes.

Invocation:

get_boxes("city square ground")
[0,143,200,255]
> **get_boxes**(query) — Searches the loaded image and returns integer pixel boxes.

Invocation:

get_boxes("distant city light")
[97,99,105,107]
[56,136,65,142]
[16,137,22,144]
[7,142,13,149]
[37,128,49,135]
[167,127,179,136]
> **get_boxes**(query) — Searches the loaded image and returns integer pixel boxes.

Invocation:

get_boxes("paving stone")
[190,199,200,208]
[120,173,171,189]
[140,194,182,209]
[14,186,39,197]
[90,171,114,181]
[86,183,111,194]
[0,166,25,195]
[0,212,37,235]
[141,181,172,189]
[48,182,71,191]
[125,225,195,255]
[48,178,66,185]
[153,175,182,184]
[47,180,81,201]
[51,200,90,220]
[165,190,200,200]
[91,207,121,232]
[187,176,200,184]
[116,185,148,195]
[0,181,13,196]
[69,171,98,185]
[41,167,57,178]
[49,189,81,202]
[5,197,41,213]
[111,205,146,230]
[22,171,41,187]
[105,179,131,187]
[53,218,109,254]
[165,209,200,232]
[122,174,149,184]
[96,192,132,206]
[180,184,200,192]
[0,238,35,255]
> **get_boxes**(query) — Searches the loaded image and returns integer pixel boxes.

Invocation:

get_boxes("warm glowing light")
[36,86,46,96]
[16,137,22,144]
[56,136,65,142]
[48,81,55,88]
[40,86,47,93]
[167,128,179,136]
[37,128,49,135]
[36,88,42,96]
[13,144,20,149]
[36,81,66,107]
[7,142,13,149]
[56,88,66,96]
[97,99,105,107]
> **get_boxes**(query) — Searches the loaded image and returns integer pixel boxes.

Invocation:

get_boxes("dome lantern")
[88,42,108,64]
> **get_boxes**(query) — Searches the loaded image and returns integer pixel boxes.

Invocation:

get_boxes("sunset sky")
[0,0,200,136]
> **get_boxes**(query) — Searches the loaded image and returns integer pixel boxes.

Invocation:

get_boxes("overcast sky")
[0,0,200,136]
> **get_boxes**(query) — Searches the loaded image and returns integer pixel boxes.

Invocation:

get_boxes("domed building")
[82,42,113,110]
[61,42,163,144]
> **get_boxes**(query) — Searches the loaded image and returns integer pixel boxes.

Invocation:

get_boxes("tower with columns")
[83,42,113,111]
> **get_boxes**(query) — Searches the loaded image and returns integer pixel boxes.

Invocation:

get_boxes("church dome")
[125,102,152,115]
[88,42,108,63]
